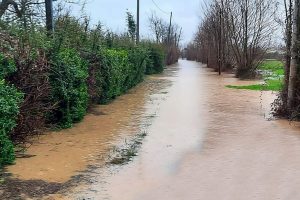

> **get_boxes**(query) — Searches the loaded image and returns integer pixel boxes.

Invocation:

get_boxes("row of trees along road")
[186,0,277,78]
[186,0,300,120]
[149,11,182,65]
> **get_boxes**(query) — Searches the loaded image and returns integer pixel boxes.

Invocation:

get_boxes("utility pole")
[45,0,54,34]
[167,12,173,45]
[136,0,140,43]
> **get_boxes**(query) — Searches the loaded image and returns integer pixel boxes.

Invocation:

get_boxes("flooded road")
[2,60,300,199]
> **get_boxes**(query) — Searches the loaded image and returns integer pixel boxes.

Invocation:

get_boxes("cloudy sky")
[66,0,204,45]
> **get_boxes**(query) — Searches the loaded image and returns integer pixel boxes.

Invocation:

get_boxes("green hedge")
[145,44,165,75]
[126,46,148,89]
[100,49,130,103]
[0,55,23,167]
[85,51,105,104]
[0,54,16,79]
[49,48,89,128]
[0,43,166,167]
[100,48,149,103]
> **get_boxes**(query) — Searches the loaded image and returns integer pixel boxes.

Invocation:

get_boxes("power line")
[151,0,170,15]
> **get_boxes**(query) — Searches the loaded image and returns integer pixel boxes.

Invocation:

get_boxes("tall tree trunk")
[243,0,249,71]
[218,4,222,75]
[284,0,293,106]
[287,0,300,109]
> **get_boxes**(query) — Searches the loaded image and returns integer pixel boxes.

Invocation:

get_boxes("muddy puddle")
[2,60,300,200]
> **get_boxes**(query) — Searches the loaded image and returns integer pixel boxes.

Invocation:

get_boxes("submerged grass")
[226,60,284,91]
[259,60,284,76]
[109,131,148,165]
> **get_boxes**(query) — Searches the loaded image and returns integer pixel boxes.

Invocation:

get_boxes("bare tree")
[287,0,300,109]
[0,0,22,18]
[149,12,167,43]
[187,0,277,78]
[148,11,182,65]
[224,0,277,78]
[186,0,231,72]
[278,0,293,108]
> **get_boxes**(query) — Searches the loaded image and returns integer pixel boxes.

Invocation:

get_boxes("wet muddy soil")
[2,60,300,200]
[1,67,173,199]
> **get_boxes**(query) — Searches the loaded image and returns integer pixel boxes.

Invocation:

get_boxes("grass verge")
[226,60,284,91]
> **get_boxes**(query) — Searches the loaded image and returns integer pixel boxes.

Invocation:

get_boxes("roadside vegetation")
[0,1,181,168]
[226,60,284,91]
[185,0,277,78]
[185,0,300,121]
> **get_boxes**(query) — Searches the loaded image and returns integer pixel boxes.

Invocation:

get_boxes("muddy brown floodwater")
[2,60,300,200]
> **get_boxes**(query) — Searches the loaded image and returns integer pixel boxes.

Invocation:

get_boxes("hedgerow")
[99,47,151,103]
[84,50,105,105]
[49,48,89,128]
[126,46,148,89]
[0,54,23,167]
[100,49,130,103]
[145,44,165,75]
[8,49,51,143]
[0,10,171,169]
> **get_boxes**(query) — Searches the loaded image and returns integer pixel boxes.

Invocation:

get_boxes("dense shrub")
[83,51,105,105]
[49,49,89,128]
[0,80,23,167]
[100,49,130,103]
[0,54,16,78]
[145,44,166,75]
[126,46,148,89]
[8,50,51,143]
[100,47,150,103]
[166,45,180,66]
[0,54,23,167]
[53,15,89,51]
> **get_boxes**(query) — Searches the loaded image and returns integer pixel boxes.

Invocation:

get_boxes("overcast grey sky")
[67,0,203,45]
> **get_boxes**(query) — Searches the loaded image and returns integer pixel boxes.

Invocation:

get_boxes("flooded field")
[2,60,300,200]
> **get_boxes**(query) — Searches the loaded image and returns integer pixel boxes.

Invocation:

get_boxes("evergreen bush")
[49,48,89,128]
[145,44,165,75]
[100,49,130,103]
[0,55,23,167]
[126,46,148,89]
